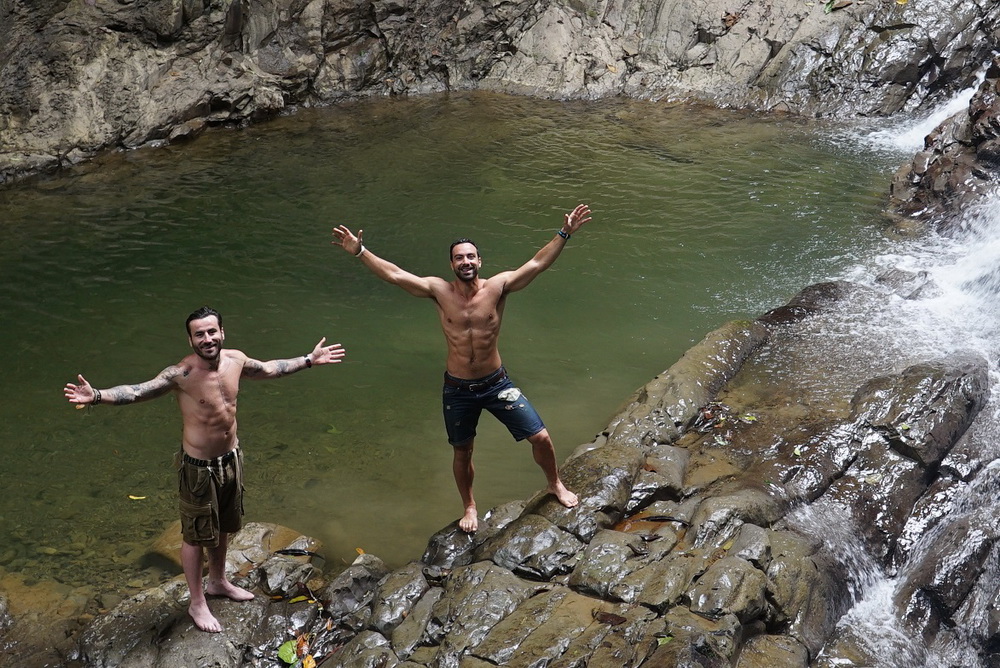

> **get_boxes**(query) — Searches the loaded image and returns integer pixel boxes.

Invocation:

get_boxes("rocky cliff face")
[2,0,998,184]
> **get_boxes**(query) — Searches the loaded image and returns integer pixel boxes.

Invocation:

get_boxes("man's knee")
[527,429,552,448]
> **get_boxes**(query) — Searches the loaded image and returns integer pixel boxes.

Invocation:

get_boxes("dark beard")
[194,344,221,361]
[455,267,478,282]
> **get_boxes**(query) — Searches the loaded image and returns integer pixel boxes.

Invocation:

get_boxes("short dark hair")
[450,238,478,257]
[186,306,222,335]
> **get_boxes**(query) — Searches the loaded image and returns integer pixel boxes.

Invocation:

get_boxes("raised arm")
[502,203,592,294]
[64,366,182,407]
[241,338,346,379]
[332,224,442,298]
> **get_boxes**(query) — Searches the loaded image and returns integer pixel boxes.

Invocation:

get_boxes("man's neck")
[452,277,483,297]
[192,350,224,372]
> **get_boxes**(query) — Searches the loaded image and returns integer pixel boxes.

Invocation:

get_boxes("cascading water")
[793,82,1000,666]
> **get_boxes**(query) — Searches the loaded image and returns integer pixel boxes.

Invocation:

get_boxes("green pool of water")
[0,92,901,593]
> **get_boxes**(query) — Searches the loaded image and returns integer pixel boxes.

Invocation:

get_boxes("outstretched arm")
[64,367,182,407]
[241,338,346,379]
[331,224,442,298]
[502,203,592,294]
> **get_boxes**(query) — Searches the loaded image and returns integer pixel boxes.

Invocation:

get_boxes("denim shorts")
[442,367,545,446]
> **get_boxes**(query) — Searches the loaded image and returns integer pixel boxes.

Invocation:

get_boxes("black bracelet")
[93,389,102,405]
[304,355,313,368]
[557,229,570,240]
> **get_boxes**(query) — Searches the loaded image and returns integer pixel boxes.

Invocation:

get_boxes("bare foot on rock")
[189,601,222,633]
[458,506,478,533]
[548,481,579,508]
[206,579,255,602]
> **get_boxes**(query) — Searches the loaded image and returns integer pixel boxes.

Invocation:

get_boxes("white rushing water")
[814,80,1000,666]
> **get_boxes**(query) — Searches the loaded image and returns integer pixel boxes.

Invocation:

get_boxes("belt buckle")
[467,381,486,392]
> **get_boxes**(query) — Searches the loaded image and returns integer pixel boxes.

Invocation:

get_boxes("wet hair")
[450,238,479,258]
[186,306,222,335]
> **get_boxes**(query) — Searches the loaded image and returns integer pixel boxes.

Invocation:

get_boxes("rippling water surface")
[0,93,903,597]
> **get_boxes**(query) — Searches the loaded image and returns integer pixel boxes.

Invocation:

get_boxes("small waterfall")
[810,85,1000,666]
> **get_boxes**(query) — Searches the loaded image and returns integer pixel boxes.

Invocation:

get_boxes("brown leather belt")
[443,367,508,392]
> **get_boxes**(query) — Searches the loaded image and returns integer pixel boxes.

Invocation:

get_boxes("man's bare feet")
[548,481,579,508]
[189,601,223,633]
[206,579,255,602]
[458,506,479,533]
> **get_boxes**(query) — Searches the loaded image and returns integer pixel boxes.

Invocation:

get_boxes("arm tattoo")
[242,359,267,378]
[243,358,299,379]
[106,366,180,405]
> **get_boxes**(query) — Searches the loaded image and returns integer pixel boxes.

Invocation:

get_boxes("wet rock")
[368,561,429,636]
[389,586,443,659]
[320,552,389,627]
[255,552,318,598]
[757,281,854,327]
[735,633,809,668]
[824,440,927,564]
[729,524,771,572]
[765,531,847,656]
[689,487,786,549]
[688,557,771,624]
[607,320,768,449]
[527,440,645,541]
[626,553,707,613]
[648,607,746,665]
[471,586,652,666]
[422,500,524,569]
[322,629,398,668]
[423,561,535,664]
[889,54,1000,227]
[894,511,1000,640]
[850,353,990,468]
[568,529,651,600]
[626,442,690,512]
[473,514,585,580]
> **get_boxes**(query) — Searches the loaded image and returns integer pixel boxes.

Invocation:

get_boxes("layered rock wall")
[2,0,999,184]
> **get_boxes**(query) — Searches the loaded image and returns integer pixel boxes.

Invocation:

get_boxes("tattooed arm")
[240,338,347,379]
[64,366,182,406]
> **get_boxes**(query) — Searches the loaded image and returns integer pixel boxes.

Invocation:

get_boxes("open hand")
[310,338,346,365]
[64,374,96,405]
[332,225,364,256]
[562,204,592,236]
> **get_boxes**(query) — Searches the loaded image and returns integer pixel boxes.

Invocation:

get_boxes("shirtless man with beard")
[64,306,345,632]
[331,204,591,532]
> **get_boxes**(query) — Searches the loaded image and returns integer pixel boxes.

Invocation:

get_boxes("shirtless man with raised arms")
[63,306,345,632]
[331,204,591,532]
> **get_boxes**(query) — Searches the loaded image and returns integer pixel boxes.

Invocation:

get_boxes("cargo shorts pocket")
[179,498,217,545]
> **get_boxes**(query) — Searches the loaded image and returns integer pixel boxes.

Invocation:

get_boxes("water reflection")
[0,93,899,598]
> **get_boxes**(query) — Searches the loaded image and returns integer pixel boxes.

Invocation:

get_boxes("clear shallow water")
[0,92,901,597]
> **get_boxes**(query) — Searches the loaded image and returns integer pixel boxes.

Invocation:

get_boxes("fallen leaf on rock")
[593,611,628,625]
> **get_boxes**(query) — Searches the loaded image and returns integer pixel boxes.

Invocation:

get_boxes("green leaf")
[657,635,674,646]
[793,445,802,457]
[278,640,297,664]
